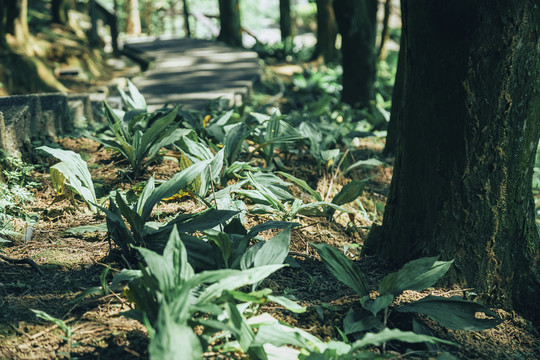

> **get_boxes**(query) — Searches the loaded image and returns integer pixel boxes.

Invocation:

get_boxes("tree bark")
[312,0,338,63]
[279,0,292,41]
[51,0,70,25]
[218,0,242,47]
[366,0,540,322]
[125,0,142,36]
[333,0,377,108]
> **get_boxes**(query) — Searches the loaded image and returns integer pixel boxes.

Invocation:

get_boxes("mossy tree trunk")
[279,0,292,41]
[51,0,70,25]
[333,0,377,108]
[218,0,242,47]
[125,0,142,36]
[312,0,337,63]
[366,0,540,322]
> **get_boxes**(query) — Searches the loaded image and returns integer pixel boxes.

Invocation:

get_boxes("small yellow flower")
[203,115,212,127]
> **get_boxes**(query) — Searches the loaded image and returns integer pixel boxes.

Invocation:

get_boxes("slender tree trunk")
[0,0,9,50]
[51,0,70,25]
[125,0,142,36]
[5,0,29,47]
[88,0,99,47]
[182,0,191,38]
[383,27,405,156]
[279,0,292,41]
[366,0,540,322]
[312,0,337,63]
[333,0,377,108]
[218,0,242,47]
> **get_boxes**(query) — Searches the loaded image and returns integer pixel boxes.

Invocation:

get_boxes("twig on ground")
[0,253,44,275]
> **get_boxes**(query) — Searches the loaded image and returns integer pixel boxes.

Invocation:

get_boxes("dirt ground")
[0,134,538,360]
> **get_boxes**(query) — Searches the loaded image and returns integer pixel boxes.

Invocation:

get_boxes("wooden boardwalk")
[125,38,262,111]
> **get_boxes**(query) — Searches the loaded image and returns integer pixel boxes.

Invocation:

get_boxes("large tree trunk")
[51,0,70,25]
[125,0,142,36]
[311,0,338,63]
[218,0,242,47]
[279,0,292,41]
[333,0,377,108]
[366,0,540,322]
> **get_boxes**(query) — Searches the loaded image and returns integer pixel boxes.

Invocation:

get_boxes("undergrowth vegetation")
[15,75,512,359]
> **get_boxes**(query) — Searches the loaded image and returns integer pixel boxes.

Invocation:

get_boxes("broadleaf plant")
[37,146,98,213]
[313,244,501,348]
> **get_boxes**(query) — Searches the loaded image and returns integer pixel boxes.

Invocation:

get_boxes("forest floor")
[0,64,539,359]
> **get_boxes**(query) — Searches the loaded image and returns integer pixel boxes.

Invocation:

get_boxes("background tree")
[218,0,242,47]
[366,0,540,321]
[333,0,377,108]
[6,0,30,47]
[383,23,405,156]
[311,0,337,63]
[125,0,142,36]
[51,0,70,25]
[279,0,292,41]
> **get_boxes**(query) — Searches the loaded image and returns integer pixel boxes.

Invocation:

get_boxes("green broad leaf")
[148,305,203,360]
[253,226,291,268]
[311,243,370,296]
[224,122,250,164]
[320,149,340,162]
[379,257,453,296]
[205,110,233,142]
[194,264,285,304]
[277,171,322,201]
[343,308,381,335]
[50,166,66,195]
[412,318,440,352]
[332,180,368,206]
[396,295,502,331]
[247,172,286,212]
[225,302,259,355]
[262,344,300,360]
[225,288,272,304]
[210,232,233,266]
[176,136,213,161]
[38,146,97,213]
[267,295,306,313]
[350,327,456,351]
[63,223,107,234]
[137,246,175,293]
[164,209,238,234]
[293,201,352,218]
[163,226,194,285]
[250,314,325,353]
[31,309,71,335]
[111,269,142,289]
[140,160,211,221]
[360,294,394,317]
[115,191,145,244]
[240,241,264,270]
[342,158,385,176]
[250,112,271,123]
[136,175,156,215]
